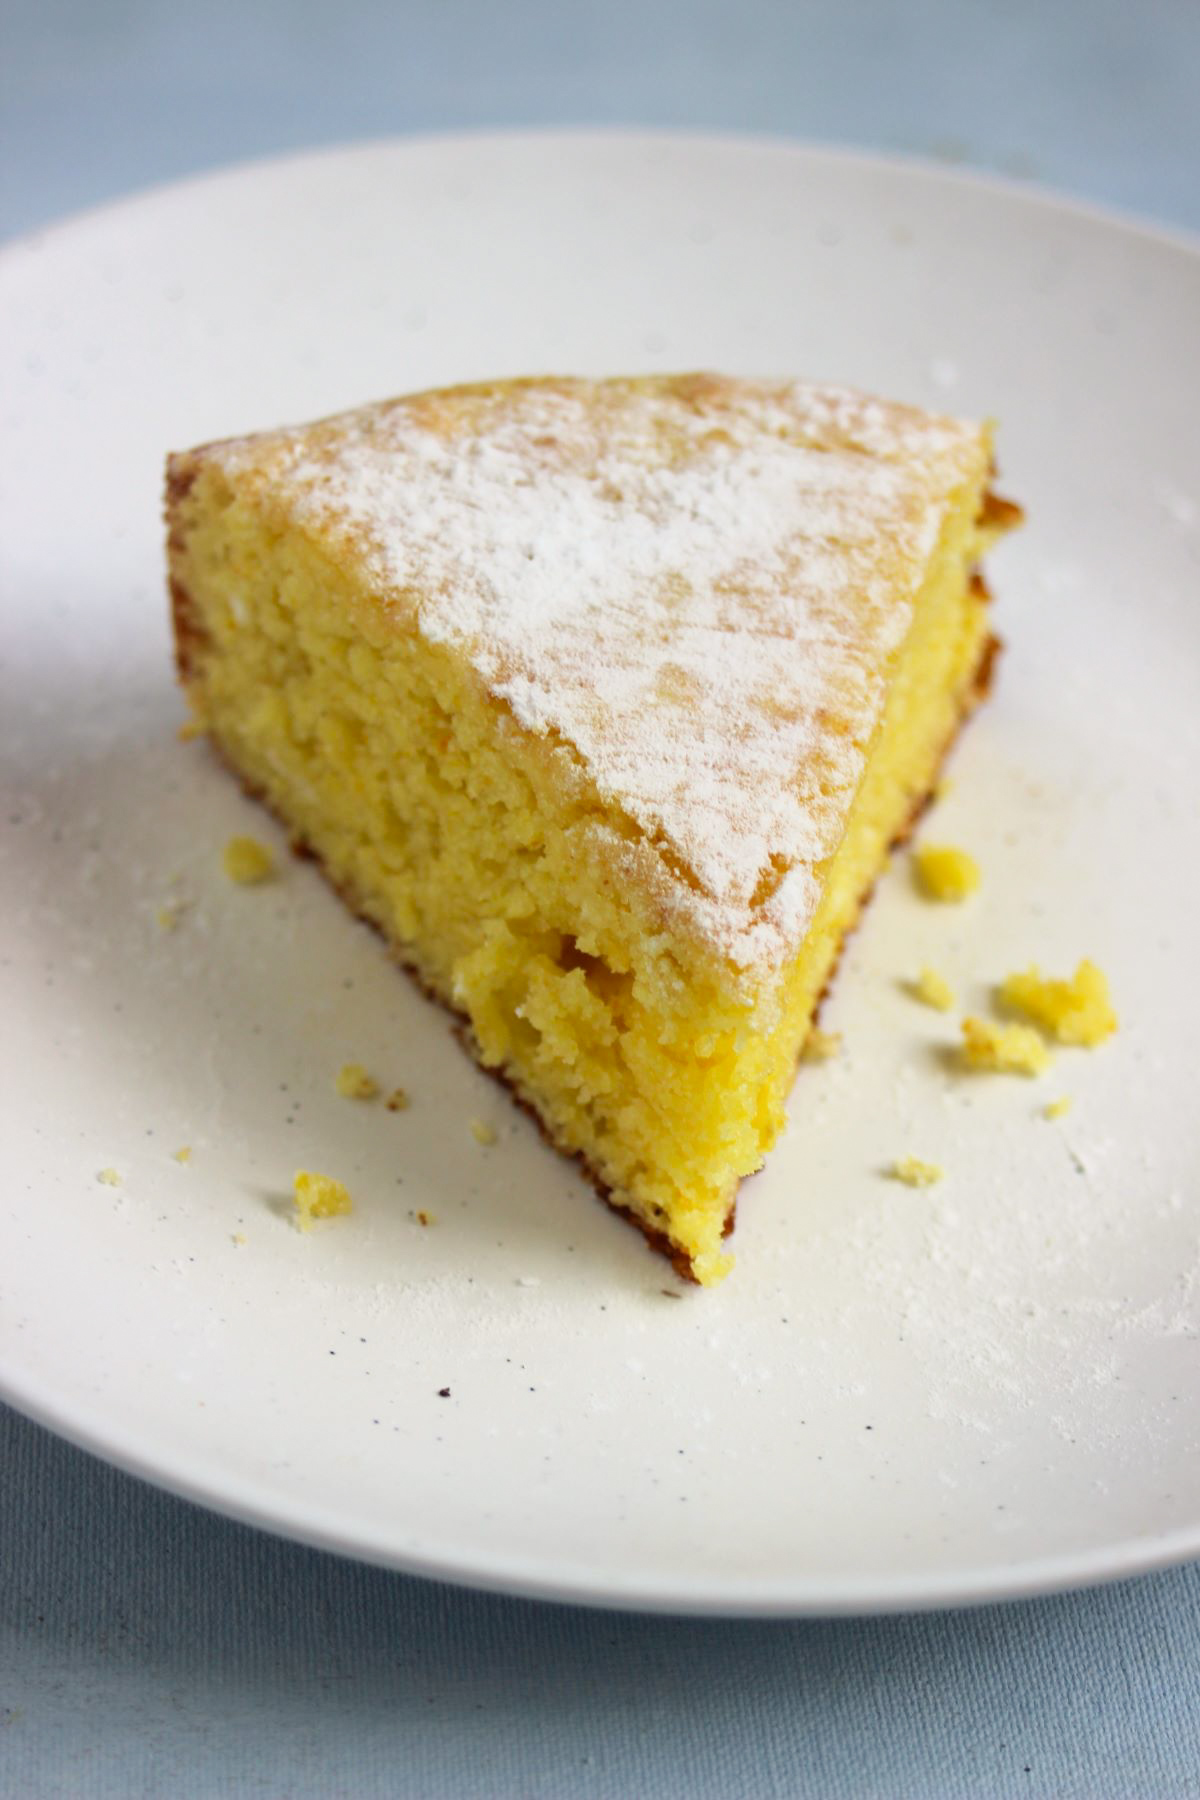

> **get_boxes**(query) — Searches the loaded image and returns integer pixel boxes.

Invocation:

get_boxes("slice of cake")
[166,374,1018,1283]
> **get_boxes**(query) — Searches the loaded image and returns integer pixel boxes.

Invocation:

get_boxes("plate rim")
[3,127,1198,1617]
[2,125,1198,269]
[6,1366,1199,1616]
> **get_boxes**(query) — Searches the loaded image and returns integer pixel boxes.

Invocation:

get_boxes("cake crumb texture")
[1043,1096,1072,1120]
[222,834,275,885]
[1001,960,1117,1046]
[891,1156,944,1187]
[912,965,955,1011]
[962,1016,1049,1076]
[168,373,1017,1282]
[293,1169,353,1228]
[385,1087,410,1112]
[914,844,980,901]
[97,1167,121,1187]
[801,1027,842,1063]
[172,1145,193,1164]
[335,1062,379,1100]
[470,1118,498,1146]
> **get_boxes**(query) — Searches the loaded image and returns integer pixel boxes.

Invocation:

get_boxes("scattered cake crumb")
[335,1062,379,1100]
[416,1209,434,1227]
[962,1016,1049,1076]
[1001,959,1117,1046]
[801,1028,841,1063]
[156,902,187,932]
[97,1167,121,1187]
[231,1232,247,1246]
[385,1087,410,1112]
[911,966,955,1011]
[1043,1096,1072,1121]
[222,835,275,885]
[172,1146,193,1164]
[890,1156,944,1188]
[913,844,980,901]
[292,1169,353,1230]
[470,1118,497,1145]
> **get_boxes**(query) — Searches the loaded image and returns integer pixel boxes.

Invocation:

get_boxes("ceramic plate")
[2,133,1198,1615]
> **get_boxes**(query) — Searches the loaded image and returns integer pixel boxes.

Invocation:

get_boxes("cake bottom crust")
[191,626,1000,1285]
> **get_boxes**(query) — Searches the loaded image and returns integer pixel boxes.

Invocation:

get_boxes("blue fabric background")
[3,3,1199,1793]
[4,1411,1199,1797]
[2,0,1199,239]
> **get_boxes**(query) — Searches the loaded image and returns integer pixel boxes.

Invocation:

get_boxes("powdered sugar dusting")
[205,376,987,969]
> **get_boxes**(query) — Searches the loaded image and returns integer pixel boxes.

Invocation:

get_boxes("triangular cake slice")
[166,374,1018,1282]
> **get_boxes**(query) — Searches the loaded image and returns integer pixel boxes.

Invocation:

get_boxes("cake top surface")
[187,374,990,971]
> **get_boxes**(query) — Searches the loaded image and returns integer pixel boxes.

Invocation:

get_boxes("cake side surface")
[166,373,1015,1281]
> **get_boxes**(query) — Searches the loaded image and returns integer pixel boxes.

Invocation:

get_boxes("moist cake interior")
[167,375,1017,1283]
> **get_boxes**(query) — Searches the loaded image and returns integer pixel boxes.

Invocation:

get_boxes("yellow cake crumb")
[416,1209,434,1227]
[172,1145,193,1164]
[890,1156,944,1187]
[911,966,956,1011]
[801,1027,842,1063]
[156,901,187,932]
[97,1167,121,1187]
[1043,1096,1072,1120]
[914,844,980,901]
[385,1087,410,1112]
[292,1169,353,1230]
[222,834,274,884]
[962,1016,1050,1076]
[1001,959,1117,1047]
[168,374,1018,1286]
[335,1062,379,1100]
[470,1118,497,1145]
[231,1232,247,1246]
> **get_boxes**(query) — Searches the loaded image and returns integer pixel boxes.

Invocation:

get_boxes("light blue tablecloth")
[5,1410,1199,1798]
[4,4,1199,1794]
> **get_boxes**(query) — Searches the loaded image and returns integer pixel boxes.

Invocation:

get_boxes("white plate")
[2,133,1198,1616]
